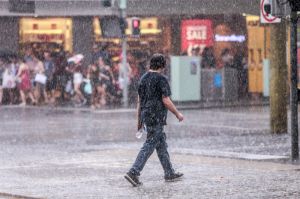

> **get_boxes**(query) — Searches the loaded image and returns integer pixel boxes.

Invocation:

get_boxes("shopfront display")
[247,15,270,94]
[19,18,73,53]
[93,17,163,59]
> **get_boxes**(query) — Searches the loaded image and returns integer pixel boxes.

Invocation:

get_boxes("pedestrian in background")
[2,60,17,104]
[32,55,47,104]
[43,51,55,103]
[125,53,184,187]
[201,47,216,69]
[16,60,36,106]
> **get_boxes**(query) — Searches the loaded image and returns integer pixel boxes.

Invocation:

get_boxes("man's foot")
[124,172,142,187]
[165,172,184,182]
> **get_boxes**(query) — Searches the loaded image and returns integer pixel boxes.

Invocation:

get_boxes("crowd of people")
[0,44,154,108]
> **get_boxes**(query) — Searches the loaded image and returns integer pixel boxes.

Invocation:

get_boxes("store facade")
[0,0,263,99]
[0,0,260,69]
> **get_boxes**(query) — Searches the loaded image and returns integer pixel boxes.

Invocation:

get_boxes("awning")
[0,0,260,16]
[127,0,260,16]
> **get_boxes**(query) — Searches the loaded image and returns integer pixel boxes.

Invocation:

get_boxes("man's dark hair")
[149,53,166,70]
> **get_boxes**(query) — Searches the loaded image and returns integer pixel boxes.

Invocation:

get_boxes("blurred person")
[16,59,36,106]
[233,51,248,98]
[43,51,56,103]
[2,60,17,104]
[92,44,101,64]
[128,57,139,105]
[9,55,20,104]
[221,48,233,68]
[124,54,184,187]
[89,63,106,108]
[71,55,85,105]
[32,56,48,104]
[81,67,93,106]
[98,57,116,105]
[118,57,132,91]
[52,52,69,105]
[201,47,216,69]
[24,46,33,63]
[99,43,112,67]
[191,46,201,56]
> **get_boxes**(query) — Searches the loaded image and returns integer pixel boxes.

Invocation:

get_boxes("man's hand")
[162,96,184,123]
[137,121,142,131]
[176,112,184,122]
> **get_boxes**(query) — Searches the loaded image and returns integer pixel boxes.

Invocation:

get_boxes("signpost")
[267,0,299,160]
[119,0,128,107]
[289,1,299,161]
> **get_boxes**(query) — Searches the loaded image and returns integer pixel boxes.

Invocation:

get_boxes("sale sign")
[181,19,213,54]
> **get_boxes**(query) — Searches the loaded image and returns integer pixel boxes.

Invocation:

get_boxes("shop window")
[93,17,163,60]
[19,18,73,54]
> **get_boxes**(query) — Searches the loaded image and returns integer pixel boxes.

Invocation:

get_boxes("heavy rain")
[0,0,300,198]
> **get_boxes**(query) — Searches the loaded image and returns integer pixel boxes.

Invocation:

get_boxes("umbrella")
[67,54,84,64]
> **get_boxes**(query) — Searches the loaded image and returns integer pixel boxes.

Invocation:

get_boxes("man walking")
[125,54,184,187]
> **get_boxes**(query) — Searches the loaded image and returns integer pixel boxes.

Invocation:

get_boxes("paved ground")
[0,106,299,198]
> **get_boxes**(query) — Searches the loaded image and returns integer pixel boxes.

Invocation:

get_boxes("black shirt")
[138,71,171,126]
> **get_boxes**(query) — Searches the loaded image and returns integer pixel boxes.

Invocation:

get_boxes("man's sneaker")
[124,172,142,187]
[165,172,184,182]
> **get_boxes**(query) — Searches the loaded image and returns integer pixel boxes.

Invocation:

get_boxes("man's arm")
[137,96,142,130]
[162,96,184,122]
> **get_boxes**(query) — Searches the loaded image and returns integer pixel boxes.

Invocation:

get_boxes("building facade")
[0,0,269,97]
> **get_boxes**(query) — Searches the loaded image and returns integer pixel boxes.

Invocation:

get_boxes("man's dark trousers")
[130,124,175,177]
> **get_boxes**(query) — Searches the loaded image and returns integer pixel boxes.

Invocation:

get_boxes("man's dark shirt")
[138,71,171,126]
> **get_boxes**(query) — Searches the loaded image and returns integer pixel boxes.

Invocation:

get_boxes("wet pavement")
[0,106,299,198]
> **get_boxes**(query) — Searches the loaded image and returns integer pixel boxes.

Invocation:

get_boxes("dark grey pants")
[129,125,174,177]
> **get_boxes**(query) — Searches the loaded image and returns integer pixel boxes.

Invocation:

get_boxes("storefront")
[174,15,248,66]
[246,15,270,94]
[93,17,163,60]
[19,18,73,54]
[0,0,259,66]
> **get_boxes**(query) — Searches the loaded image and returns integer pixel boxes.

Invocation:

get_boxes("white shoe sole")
[165,175,184,182]
[124,174,139,187]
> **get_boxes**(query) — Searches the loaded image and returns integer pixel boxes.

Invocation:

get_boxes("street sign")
[260,0,281,23]
[271,0,291,17]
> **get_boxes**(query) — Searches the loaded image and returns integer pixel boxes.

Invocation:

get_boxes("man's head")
[44,51,51,60]
[149,53,166,70]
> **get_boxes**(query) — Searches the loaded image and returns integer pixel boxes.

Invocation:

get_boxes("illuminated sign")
[181,20,213,54]
[215,34,246,43]
[186,26,207,40]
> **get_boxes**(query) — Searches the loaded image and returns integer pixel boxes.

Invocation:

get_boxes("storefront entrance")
[247,15,270,95]
[93,17,163,61]
[19,18,73,56]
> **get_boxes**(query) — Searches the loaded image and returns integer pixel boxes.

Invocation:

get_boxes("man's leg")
[156,132,175,177]
[129,131,158,176]
[125,127,159,186]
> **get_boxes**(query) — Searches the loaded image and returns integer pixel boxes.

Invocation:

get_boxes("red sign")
[260,0,281,24]
[181,20,213,54]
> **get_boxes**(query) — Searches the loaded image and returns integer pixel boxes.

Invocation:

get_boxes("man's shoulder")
[140,72,156,82]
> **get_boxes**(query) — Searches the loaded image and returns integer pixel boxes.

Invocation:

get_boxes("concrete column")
[270,21,288,134]
[170,17,181,56]
[0,17,19,52]
[72,16,94,65]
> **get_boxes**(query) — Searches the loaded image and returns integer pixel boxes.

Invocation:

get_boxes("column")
[0,17,19,52]
[72,16,94,65]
